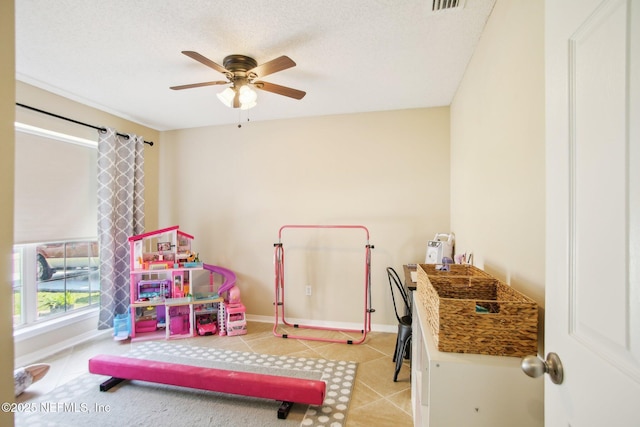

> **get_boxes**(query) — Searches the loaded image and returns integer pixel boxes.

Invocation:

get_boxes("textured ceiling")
[15,0,496,131]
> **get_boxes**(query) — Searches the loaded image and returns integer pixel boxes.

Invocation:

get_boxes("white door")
[545,0,640,425]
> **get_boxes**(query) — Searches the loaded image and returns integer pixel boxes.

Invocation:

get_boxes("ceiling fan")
[170,51,306,110]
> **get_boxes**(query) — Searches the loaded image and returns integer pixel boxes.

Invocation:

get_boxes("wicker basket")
[416,264,494,312]
[418,263,495,278]
[417,264,538,357]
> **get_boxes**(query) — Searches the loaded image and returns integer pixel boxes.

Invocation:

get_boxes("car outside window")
[13,240,100,327]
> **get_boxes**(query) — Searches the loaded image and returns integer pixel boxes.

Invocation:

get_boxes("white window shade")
[14,125,98,244]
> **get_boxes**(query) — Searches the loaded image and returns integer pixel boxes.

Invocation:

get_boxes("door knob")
[521,352,564,384]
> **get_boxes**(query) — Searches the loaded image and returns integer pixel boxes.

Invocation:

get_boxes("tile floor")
[16,321,413,427]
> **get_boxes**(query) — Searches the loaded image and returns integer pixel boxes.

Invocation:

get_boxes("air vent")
[431,0,465,12]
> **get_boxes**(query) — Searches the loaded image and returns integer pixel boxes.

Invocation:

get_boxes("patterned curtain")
[97,128,145,330]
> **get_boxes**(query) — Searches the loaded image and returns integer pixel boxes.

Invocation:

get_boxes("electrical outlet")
[305,286,312,296]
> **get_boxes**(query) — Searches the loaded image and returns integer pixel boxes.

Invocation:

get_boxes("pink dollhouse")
[127,225,228,341]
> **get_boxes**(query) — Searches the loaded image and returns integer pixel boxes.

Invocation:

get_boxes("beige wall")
[1,0,16,424]
[450,1,545,309]
[159,108,451,327]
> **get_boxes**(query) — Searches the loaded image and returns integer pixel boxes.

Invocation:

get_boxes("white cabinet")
[411,293,543,427]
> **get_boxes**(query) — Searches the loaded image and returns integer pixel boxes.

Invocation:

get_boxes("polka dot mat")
[132,341,357,427]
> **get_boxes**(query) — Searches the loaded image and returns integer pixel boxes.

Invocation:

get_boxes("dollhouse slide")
[203,263,236,294]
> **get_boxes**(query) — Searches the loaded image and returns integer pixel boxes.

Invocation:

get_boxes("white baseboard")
[15,313,397,367]
[15,328,111,368]
[247,314,397,334]
[14,308,107,367]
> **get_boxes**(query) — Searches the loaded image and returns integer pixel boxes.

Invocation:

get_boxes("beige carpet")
[15,341,357,427]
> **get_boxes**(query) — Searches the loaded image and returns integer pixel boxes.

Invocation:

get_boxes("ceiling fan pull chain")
[237,109,250,128]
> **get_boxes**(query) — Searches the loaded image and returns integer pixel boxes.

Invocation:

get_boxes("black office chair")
[386,267,412,382]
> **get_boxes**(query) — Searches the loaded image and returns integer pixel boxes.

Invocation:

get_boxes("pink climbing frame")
[273,224,375,344]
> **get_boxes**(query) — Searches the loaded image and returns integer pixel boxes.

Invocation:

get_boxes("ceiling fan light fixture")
[216,87,236,107]
[240,100,257,110]
[239,85,257,104]
[238,85,257,110]
[216,85,257,110]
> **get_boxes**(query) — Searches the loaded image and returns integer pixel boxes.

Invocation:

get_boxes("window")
[13,123,97,243]
[13,241,100,327]
[13,123,100,328]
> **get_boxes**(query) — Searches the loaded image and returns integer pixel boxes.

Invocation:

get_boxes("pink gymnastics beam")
[89,354,325,419]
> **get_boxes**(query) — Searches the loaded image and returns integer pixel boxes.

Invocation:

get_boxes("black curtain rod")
[16,102,154,146]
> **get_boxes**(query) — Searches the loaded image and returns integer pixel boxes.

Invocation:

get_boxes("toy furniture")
[169,306,190,334]
[273,224,375,344]
[112,313,130,341]
[127,226,236,341]
[224,302,247,336]
[88,354,326,419]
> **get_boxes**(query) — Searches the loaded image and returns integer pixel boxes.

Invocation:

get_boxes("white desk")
[411,293,543,427]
